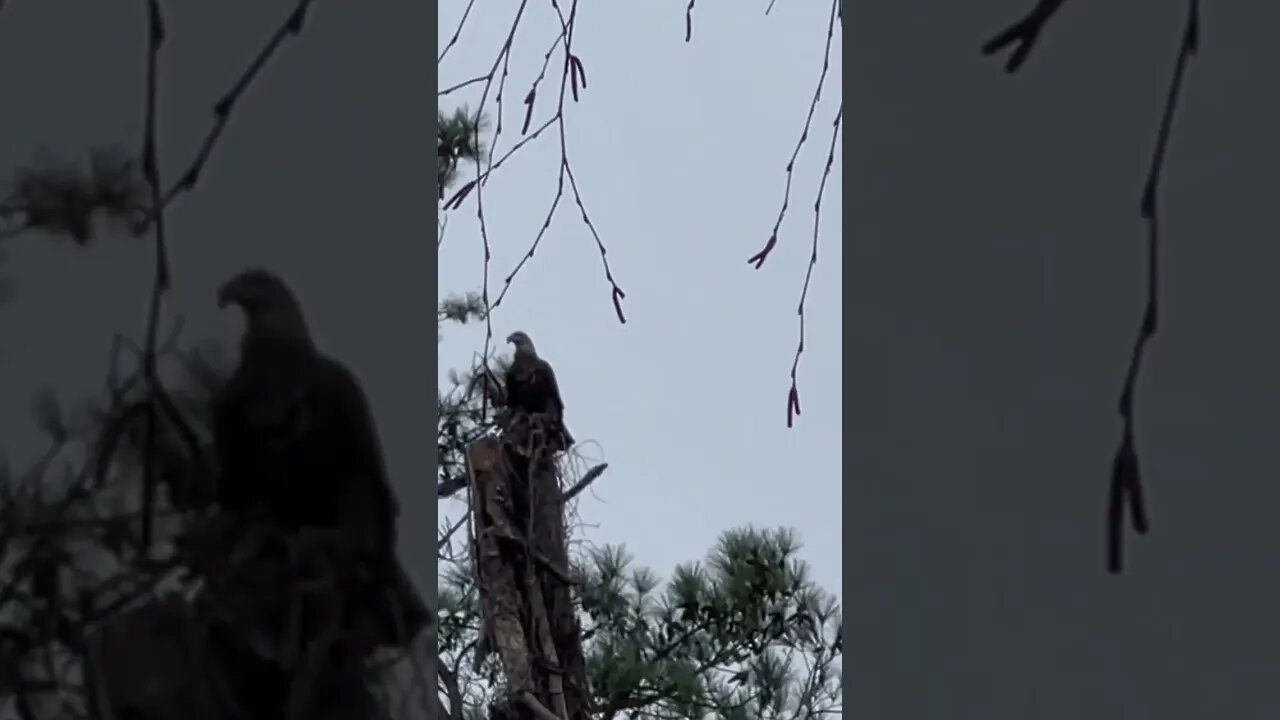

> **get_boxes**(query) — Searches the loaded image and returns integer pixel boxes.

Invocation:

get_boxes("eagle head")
[217,268,297,314]
[218,268,312,347]
[506,330,537,357]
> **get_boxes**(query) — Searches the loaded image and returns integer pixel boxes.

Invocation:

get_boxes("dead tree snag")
[466,410,590,720]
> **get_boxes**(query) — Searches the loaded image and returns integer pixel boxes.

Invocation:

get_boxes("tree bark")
[467,425,590,720]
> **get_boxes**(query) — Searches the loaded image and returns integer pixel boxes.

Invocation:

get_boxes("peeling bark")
[467,419,591,720]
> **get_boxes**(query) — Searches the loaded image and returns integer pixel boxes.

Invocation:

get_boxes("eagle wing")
[304,355,399,554]
[213,340,317,521]
[534,357,566,416]
[533,357,574,448]
[302,356,429,648]
[214,352,425,647]
[212,366,270,517]
[311,357,429,646]
[503,358,526,411]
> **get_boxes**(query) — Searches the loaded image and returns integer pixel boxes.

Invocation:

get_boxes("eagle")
[214,267,428,650]
[504,330,574,452]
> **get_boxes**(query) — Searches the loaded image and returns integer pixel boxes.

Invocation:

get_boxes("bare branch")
[981,0,1068,73]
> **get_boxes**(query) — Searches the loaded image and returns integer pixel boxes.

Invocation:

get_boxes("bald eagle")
[214,267,427,649]
[504,330,574,452]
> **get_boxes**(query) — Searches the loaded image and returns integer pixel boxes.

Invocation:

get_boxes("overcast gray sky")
[851,0,1280,717]
[437,0,844,606]
[0,0,432,636]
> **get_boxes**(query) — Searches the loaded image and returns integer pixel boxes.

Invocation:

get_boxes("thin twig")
[438,514,468,551]
[138,0,169,553]
[740,0,841,427]
[438,0,480,65]
[980,0,1068,74]
[986,0,1200,573]
[1105,0,1198,574]
[133,0,314,234]
[786,105,841,429]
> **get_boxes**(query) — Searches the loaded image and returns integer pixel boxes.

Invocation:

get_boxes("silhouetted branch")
[985,0,1200,573]
[1105,0,1198,574]
[137,0,169,555]
[981,0,1068,73]
[438,0,480,65]
[132,0,314,234]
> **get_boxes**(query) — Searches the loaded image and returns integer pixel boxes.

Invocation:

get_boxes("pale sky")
[437,0,845,605]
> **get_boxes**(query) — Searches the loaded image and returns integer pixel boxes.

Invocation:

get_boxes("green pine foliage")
[438,107,488,199]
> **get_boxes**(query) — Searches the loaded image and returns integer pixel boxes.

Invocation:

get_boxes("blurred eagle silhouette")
[213,267,427,649]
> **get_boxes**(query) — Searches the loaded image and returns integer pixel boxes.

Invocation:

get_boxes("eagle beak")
[216,283,236,309]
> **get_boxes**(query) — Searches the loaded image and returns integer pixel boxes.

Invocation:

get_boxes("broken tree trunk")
[466,425,590,720]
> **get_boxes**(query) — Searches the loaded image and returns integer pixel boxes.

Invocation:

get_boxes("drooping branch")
[984,0,1202,573]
